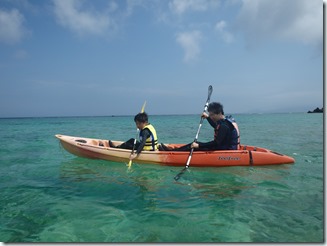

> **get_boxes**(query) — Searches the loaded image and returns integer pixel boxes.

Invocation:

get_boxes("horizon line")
[0,111,314,119]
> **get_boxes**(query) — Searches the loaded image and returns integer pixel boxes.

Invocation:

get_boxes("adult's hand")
[201,112,209,118]
[191,142,199,149]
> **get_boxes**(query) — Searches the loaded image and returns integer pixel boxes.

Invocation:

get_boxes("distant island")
[307,107,323,113]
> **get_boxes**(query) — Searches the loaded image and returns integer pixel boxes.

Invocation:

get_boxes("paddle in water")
[128,101,146,169]
[174,85,213,181]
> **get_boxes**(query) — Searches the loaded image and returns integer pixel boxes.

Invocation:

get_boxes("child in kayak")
[109,112,159,160]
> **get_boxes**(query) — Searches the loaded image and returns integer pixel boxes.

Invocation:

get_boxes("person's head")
[208,102,224,121]
[134,112,148,130]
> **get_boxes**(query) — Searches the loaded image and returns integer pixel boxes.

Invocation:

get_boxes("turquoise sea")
[0,113,323,243]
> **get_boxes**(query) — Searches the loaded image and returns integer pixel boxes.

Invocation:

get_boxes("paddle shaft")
[185,116,205,167]
[174,85,213,181]
[130,129,140,156]
[174,113,206,181]
[128,101,146,168]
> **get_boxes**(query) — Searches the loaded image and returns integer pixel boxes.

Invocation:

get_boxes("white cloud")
[52,0,113,36]
[0,8,26,44]
[236,0,322,47]
[169,0,219,15]
[176,30,202,62]
[215,20,234,43]
[125,0,149,16]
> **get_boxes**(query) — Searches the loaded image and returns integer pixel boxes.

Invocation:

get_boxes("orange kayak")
[55,134,295,167]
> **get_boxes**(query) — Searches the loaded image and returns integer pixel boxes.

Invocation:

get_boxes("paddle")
[128,101,146,168]
[174,85,213,181]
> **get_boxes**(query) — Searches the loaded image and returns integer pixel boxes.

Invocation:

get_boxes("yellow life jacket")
[140,124,158,151]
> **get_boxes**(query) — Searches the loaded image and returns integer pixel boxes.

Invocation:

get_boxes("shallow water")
[0,113,323,242]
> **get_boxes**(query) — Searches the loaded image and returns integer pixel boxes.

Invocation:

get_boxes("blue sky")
[0,0,323,117]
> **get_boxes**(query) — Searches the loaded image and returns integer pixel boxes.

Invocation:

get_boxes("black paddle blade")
[174,167,188,181]
[207,85,213,102]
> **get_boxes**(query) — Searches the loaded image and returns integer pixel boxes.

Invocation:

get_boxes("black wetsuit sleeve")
[136,128,151,154]
[206,117,217,128]
[198,123,229,149]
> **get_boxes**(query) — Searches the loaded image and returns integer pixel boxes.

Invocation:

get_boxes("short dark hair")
[208,102,224,115]
[134,112,148,123]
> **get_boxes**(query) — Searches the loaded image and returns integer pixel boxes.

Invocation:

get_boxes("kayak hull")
[55,134,295,167]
